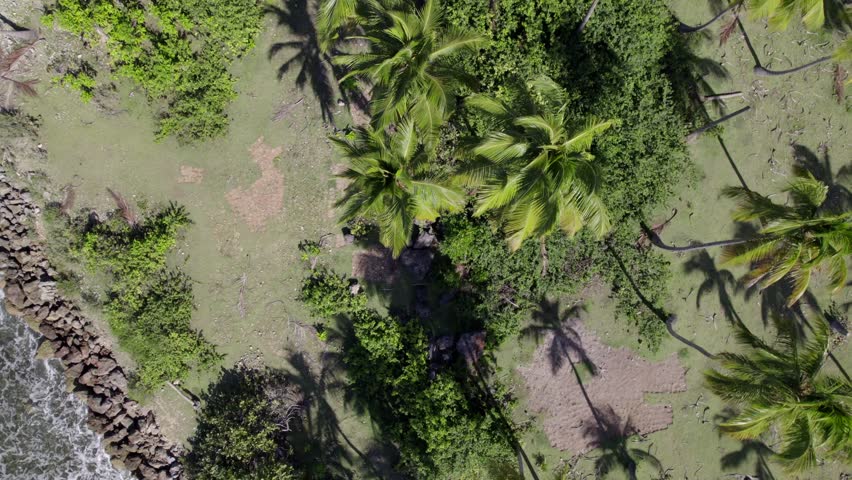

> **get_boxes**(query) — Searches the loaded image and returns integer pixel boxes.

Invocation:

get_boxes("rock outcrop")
[0,174,186,479]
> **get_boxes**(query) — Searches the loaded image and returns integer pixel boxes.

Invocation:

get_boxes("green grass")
[12,0,850,478]
[492,2,852,479]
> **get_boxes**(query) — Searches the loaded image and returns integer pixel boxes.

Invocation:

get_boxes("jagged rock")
[137,462,158,479]
[38,323,58,340]
[87,394,113,415]
[93,357,117,376]
[125,454,144,471]
[5,282,26,308]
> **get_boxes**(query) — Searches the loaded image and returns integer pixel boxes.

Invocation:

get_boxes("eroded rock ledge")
[0,174,186,480]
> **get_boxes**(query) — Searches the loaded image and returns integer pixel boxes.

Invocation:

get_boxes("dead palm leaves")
[107,188,138,226]
[0,40,39,109]
[834,64,847,103]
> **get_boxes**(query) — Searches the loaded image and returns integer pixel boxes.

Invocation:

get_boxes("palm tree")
[331,119,464,256]
[705,317,852,473]
[681,0,849,32]
[460,76,616,251]
[647,171,851,307]
[334,0,484,133]
[721,171,851,306]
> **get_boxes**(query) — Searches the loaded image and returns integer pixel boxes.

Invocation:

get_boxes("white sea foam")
[0,295,130,480]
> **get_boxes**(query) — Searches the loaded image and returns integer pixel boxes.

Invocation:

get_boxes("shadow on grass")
[714,407,778,480]
[522,298,596,375]
[582,406,665,480]
[266,0,336,124]
[683,251,743,325]
[792,145,851,214]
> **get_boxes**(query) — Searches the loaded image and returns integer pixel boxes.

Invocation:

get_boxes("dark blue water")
[0,295,129,480]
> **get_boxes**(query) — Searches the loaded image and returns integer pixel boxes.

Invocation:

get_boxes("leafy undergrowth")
[42,0,263,142]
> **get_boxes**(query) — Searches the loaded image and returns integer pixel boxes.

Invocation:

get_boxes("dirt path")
[518,319,687,454]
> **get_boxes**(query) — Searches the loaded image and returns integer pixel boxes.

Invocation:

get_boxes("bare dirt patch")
[518,319,686,454]
[177,165,204,184]
[226,137,285,231]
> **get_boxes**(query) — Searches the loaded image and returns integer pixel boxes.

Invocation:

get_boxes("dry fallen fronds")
[59,184,76,216]
[834,65,847,104]
[719,15,737,46]
[106,187,138,226]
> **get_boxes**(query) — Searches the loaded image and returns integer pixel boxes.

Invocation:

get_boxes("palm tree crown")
[721,170,851,306]
[743,0,849,31]
[334,0,484,132]
[705,318,852,472]
[332,120,464,256]
[461,76,616,251]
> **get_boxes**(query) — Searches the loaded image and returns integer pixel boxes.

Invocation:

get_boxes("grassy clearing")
[5,0,849,477]
[493,2,851,478]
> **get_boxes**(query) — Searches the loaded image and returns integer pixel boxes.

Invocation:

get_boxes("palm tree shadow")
[582,405,665,480]
[284,349,397,478]
[683,251,743,325]
[522,298,596,375]
[792,144,852,214]
[266,0,337,124]
[714,407,777,480]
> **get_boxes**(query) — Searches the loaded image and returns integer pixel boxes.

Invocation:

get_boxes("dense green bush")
[187,366,300,480]
[78,204,218,390]
[430,0,694,349]
[439,213,669,349]
[300,268,515,478]
[42,0,262,142]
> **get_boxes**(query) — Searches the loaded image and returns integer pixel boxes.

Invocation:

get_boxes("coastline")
[0,172,186,479]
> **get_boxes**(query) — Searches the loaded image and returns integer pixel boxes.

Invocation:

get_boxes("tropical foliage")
[334,0,484,131]
[77,203,218,390]
[332,121,464,255]
[721,171,852,306]
[187,366,301,480]
[461,76,617,250]
[739,0,849,31]
[705,318,852,472]
[299,267,516,478]
[42,0,263,141]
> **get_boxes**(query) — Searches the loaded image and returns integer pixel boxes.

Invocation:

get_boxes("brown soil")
[518,319,687,454]
[225,137,285,231]
[352,246,399,284]
[177,165,204,184]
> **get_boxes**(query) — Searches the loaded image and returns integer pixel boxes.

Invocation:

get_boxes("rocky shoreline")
[0,174,186,480]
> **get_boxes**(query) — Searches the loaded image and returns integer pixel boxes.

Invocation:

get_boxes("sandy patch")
[177,165,204,184]
[352,246,399,284]
[226,137,285,231]
[518,319,686,454]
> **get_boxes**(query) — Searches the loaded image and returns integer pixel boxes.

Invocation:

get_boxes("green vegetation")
[460,76,616,250]
[54,69,96,103]
[42,0,263,142]
[75,203,218,390]
[187,366,300,480]
[705,318,852,472]
[332,122,464,256]
[300,267,515,478]
[721,172,851,306]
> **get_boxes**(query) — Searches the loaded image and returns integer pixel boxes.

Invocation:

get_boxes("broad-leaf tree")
[334,0,484,133]
[460,76,616,251]
[332,120,464,256]
[705,318,852,473]
[721,171,851,306]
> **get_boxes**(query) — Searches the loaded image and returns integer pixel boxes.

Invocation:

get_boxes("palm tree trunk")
[540,237,549,277]
[641,222,755,252]
[678,2,742,33]
[699,91,743,102]
[754,56,832,77]
[576,0,601,34]
[686,106,750,143]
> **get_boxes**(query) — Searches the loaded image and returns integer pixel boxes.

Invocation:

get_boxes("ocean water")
[0,296,129,480]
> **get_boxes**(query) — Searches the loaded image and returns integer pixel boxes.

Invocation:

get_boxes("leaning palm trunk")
[576,0,601,34]
[754,55,832,76]
[678,2,742,33]
[641,224,757,252]
[685,106,750,143]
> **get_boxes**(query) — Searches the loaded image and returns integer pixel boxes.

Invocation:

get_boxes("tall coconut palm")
[705,317,852,473]
[682,0,849,32]
[460,76,616,251]
[721,171,851,306]
[334,0,484,133]
[647,171,851,307]
[332,119,464,256]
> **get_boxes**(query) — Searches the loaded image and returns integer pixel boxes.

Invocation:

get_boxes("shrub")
[298,267,515,477]
[299,267,366,317]
[54,69,96,103]
[42,0,263,142]
[187,366,300,480]
[77,203,218,390]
